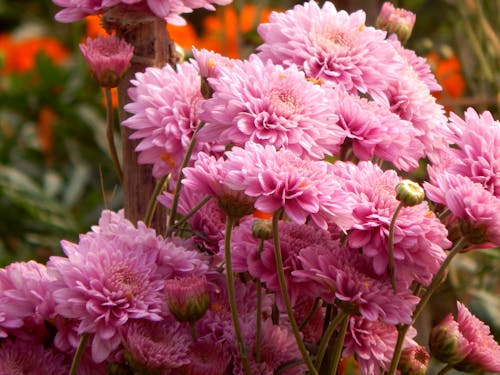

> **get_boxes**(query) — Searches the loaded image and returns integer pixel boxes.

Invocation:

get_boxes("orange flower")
[37,106,56,166]
[0,34,68,74]
[85,15,110,39]
[427,51,465,99]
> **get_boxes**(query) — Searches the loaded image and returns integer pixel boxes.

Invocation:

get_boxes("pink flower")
[122,319,191,372]
[331,85,423,171]
[424,172,500,245]
[47,211,167,363]
[223,142,355,229]
[0,261,56,338]
[53,0,232,25]
[79,35,133,87]
[0,338,69,375]
[375,2,416,43]
[438,108,500,197]
[198,55,344,160]
[122,62,205,178]
[257,1,401,97]
[164,276,209,323]
[331,161,450,287]
[295,246,419,324]
[178,336,232,375]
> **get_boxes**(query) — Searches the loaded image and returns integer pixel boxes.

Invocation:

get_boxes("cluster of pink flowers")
[3,1,499,374]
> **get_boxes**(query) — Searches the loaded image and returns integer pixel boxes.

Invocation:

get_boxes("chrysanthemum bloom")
[454,302,500,373]
[295,246,419,324]
[230,219,338,304]
[79,35,133,87]
[164,276,209,323]
[223,142,355,229]
[178,336,232,375]
[47,210,170,363]
[198,55,345,160]
[122,319,191,373]
[437,108,500,197]
[158,189,225,252]
[330,85,423,171]
[398,345,430,375]
[0,338,68,375]
[0,261,56,339]
[191,47,236,98]
[375,2,416,44]
[331,161,450,287]
[257,1,400,97]
[122,62,205,178]
[53,0,232,25]
[424,172,500,246]
[343,316,417,375]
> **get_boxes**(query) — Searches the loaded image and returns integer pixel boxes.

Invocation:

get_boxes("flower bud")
[252,219,273,240]
[79,35,133,88]
[376,2,416,44]
[429,313,471,365]
[398,345,430,375]
[396,180,425,206]
[164,276,209,323]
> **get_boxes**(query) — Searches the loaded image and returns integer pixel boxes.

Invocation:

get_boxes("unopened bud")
[376,2,416,44]
[396,180,425,206]
[429,313,471,365]
[398,345,430,375]
[252,219,273,240]
[165,276,209,323]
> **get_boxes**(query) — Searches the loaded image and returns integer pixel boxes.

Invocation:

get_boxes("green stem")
[299,297,320,331]
[255,239,265,363]
[435,363,454,375]
[387,236,467,375]
[143,175,168,227]
[388,202,404,290]
[272,211,318,375]
[70,333,89,375]
[189,321,198,341]
[165,195,211,237]
[166,122,204,236]
[104,87,123,184]
[327,313,349,375]
[315,310,348,369]
[224,216,252,375]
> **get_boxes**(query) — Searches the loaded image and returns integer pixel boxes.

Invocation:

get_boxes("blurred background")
[0,0,498,363]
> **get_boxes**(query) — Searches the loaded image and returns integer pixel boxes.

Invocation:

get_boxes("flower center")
[269,88,297,116]
[108,266,145,299]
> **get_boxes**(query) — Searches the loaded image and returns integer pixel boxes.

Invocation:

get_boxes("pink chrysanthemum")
[257,1,400,96]
[47,211,169,363]
[424,172,500,245]
[0,261,56,338]
[438,108,500,197]
[79,35,133,87]
[198,55,344,159]
[191,47,235,79]
[295,246,419,324]
[343,317,417,375]
[453,302,500,373]
[231,219,338,303]
[331,161,450,287]
[375,2,416,44]
[178,335,232,375]
[331,85,423,171]
[122,319,191,372]
[122,62,205,178]
[53,0,232,25]
[0,338,69,375]
[223,142,355,229]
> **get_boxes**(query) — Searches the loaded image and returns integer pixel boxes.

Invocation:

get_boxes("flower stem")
[166,122,204,236]
[299,297,320,331]
[104,87,123,184]
[143,175,168,227]
[315,309,348,369]
[272,211,318,375]
[435,363,454,375]
[224,216,252,375]
[70,333,89,375]
[388,202,404,290]
[326,313,349,375]
[165,195,211,237]
[255,238,265,363]
[387,236,467,375]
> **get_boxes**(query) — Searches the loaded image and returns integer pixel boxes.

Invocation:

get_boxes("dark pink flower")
[178,336,231,375]
[122,62,205,178]
[198,55,345,160]
[79,35,133,87]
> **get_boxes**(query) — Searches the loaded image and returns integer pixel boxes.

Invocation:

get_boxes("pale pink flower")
[79,35,133,87]
[53,0,232,25]
[376,2,416,43]
[424,172,500,245]
[199,55,344,159]
[223,142,355,229]
[331,161,450,287]
[122,62,204,178]
[257,1,401,97]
